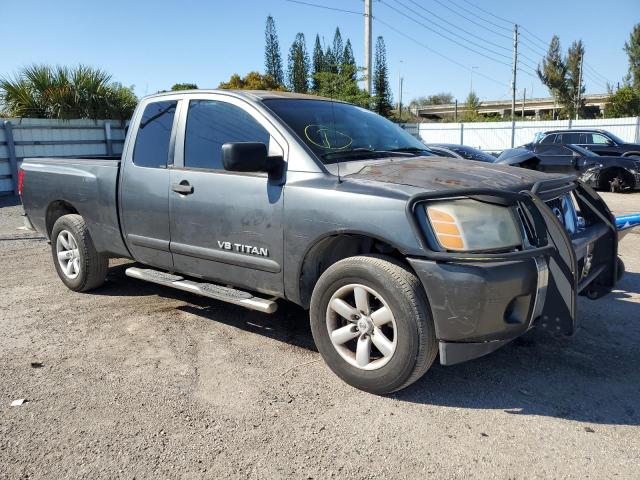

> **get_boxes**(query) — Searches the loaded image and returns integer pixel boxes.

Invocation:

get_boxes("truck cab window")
[132,101,177,168]
[184,100,270,170]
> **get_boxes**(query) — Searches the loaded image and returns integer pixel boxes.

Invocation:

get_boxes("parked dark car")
[426,144,497,163]
[497,143,640,192]
[532,129,640,158]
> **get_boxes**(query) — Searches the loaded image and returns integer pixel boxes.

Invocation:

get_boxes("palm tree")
[0,64,137,120]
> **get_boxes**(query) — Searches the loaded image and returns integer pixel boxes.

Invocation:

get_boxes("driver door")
[168,94,287,296]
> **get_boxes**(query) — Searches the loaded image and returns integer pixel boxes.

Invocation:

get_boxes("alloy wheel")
[326,284,398,370]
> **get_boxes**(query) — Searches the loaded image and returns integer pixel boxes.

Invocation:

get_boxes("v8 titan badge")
[217,241,269,257]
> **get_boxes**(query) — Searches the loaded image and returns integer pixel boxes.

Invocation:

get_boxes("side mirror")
[221,142,284,179]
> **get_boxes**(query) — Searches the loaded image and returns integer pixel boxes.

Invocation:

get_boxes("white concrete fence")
[0,118,126,195]
[402,117,640,153]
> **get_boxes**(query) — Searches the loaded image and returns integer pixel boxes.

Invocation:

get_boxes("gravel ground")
[1,193,639,479]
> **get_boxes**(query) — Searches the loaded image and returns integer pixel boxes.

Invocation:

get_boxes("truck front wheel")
[51,214,108,292]
[310,255,437,394]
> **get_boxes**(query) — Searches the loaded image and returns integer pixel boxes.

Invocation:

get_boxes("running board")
[125,267,278,314]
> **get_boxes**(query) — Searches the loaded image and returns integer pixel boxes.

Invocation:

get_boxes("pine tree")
[624,23,640,87]
[343,39,356,81]
[312,34,325,92]
[462,90,482,121]
[287,33,310,93]
[373,36,392,117]
[332,28,344,71]
[537,35,568,117]
[566,40,585,118]
[264,15,284,86]
[324,45,337,74]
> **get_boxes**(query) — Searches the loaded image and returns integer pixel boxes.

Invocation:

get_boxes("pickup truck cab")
[20,90,622,394]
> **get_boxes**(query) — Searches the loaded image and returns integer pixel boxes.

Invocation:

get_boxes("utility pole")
[454,99,458,122]
[575,53,584,120]
[510,24,518,147]
[521,87,526,119]
[398,77,404,120]
[364,0,372,94]
[397,60,403,113]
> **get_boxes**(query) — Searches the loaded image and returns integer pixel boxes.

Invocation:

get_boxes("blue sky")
[2,0,637,104]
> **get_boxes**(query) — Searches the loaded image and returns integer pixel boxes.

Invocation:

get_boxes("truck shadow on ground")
[100,262,316,351]
[100,262,640,427]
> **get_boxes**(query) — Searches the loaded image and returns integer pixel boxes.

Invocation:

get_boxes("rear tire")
[51,214,108,292]
[309,255,437,394]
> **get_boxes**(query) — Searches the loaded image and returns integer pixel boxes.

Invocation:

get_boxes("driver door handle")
[172,181,194,195]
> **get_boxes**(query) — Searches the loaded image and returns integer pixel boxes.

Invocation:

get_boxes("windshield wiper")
[321,147,419,161]
[321,148,377,160]
[388,147,431,155]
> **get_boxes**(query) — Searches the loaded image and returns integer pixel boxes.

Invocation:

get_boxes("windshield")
[263,99,430,164]
[447,145,496,163]
[604,131,624,144]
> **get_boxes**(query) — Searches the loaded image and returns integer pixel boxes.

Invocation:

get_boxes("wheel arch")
[598,166,636,191]
[45,200,79,239]
[296,231,412,309]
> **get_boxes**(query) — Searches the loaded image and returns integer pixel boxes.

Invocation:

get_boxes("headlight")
[425,199,522,252]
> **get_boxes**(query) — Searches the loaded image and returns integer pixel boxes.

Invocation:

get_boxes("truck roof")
[142,89,344,103]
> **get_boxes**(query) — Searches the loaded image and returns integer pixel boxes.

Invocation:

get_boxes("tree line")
[220,16,394,118]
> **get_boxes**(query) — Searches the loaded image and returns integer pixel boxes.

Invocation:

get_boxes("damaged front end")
[405,177,620,366]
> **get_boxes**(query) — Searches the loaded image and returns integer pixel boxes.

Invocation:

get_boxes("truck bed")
[20,156,129,258]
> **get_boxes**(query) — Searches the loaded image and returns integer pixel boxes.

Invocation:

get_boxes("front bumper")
[406,179,619,365]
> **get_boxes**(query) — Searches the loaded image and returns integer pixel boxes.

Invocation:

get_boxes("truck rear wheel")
[51,214,108,292]
[309,255,437,394]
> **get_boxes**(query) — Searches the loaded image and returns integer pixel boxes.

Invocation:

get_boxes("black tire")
[50,214,108,292]
[309,255,437,394]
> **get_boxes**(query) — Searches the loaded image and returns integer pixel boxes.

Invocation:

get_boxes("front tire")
[51,214,108,292]
[310,255,437,394]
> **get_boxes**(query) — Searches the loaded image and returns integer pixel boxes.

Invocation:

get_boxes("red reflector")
[17,169,25,196]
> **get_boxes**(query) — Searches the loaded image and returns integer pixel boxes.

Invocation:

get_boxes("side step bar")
[125,267,278,314]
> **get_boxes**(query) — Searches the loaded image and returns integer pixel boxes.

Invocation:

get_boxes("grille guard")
[407,177,619,336]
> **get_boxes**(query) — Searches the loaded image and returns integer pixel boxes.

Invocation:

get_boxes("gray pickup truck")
[20,90,622,394]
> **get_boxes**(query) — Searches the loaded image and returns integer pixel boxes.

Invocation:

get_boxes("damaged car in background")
[497,142,640,192]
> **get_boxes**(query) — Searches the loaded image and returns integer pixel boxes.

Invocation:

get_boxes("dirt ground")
[1,192,639,479]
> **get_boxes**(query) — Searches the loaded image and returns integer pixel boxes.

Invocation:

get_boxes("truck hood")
[347,156,562,192]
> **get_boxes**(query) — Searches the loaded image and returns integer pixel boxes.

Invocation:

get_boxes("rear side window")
[560,132,581,144]
[184,100,270,170]
[133,101,178,168]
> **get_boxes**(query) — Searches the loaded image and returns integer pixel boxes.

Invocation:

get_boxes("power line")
[584,62,611,84]
[381,0,513,67]
[285,0,362,16]
[519,26,550,50]
[432,0,512,34]
[458,0,513,25]
[374,16,510,88]
[402,0,512,53]
[519,35,549,57]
